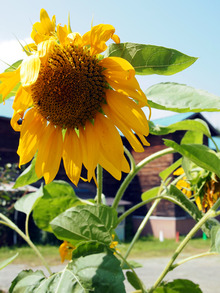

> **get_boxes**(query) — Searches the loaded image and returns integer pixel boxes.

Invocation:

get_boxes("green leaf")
[181,130,203,145]
[149,119,211,138]
[51,205,118,246]
[10,251,125,293]
[153,279,202,293]
[164,185,218,237]
[33,181,84,232]
[141,187,160,201]
[210,225,220,253]
[121,260,143,270]
[126,271,143,290]
[159,158,182,181]
[0,60,23,103]
[0,253,19,270]
[164,140,220,178]
[146,82,220,112]
[104,43,197,75]
[13,157,40,189]
[4,60,23,72]
[14,185,43,216]
[165,185,202,224]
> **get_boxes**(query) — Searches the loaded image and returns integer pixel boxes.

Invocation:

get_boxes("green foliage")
[33,181,85,232]
[9,249,125,293]
[13,157,40,189]
[149,119,211,138]
[210,225,220,253]
[153,279,202,293]
[146,82,220,112]
[14,185,43,217]
[164,140,220,178]
[104,43,197,75]
[141,187,160,201]
[51,205,118,246]
[126,271,143,290]
[159,158,182,181]
[0,253,18,270]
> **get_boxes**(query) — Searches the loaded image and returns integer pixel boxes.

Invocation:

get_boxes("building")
[1,102,220,239]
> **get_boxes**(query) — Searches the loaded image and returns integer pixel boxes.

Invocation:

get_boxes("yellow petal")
[0,68,21,101]
[100,57,135,80]
[79,122,100,182]
[103,104,144,152]
[31,9,56,44]
[13,86,33,113]
[17,109,47,166]
[37,39,55,64]
[94,113,130,178]
[63,129,82,186]
[111,34,120,44]
[10,110,23,132]
[57,24,68,45]
[35,124,63,184]
[20,54,41,87]
[101,57,148,106]
[82,24,116,55]
[67,32,83,46]
[106,90,149,136]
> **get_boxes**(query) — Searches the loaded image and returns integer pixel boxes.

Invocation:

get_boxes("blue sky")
[0,0,220,127]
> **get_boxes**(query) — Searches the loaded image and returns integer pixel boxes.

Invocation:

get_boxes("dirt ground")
[0,256,219,292]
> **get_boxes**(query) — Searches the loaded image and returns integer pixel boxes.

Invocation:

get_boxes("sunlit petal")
[63,129,82,186]
[20,54,41,87]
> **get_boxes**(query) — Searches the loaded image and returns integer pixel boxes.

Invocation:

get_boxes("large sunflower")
[0,9,150,185]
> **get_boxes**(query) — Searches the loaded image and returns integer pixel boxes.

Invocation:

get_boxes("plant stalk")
[122,198,161,265]
[96,164,103,205]
[0,213,52,275]
[112,147,174,209]
[150,208,216,292]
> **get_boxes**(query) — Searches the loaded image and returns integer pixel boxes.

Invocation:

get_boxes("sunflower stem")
[149,207,216,292]
[112,147,174,210]
[171,251,219,270]
[121,197,161,266]
[0,213,52,275]
[117,196,162,225]
[96,164,103,205]
[115,251,146,293]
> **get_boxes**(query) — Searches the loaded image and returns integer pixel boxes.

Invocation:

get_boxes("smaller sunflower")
[0,9,150,185]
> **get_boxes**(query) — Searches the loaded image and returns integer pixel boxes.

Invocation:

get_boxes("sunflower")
[0,9,150,185]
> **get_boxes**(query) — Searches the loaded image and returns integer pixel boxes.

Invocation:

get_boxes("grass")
[0,236,211,267]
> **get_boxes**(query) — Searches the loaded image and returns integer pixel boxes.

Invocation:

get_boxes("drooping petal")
[10,110,24,132]
[17,109,47,166]
[20,54,41,87]
[94,113,130,179]
[105,90,149,136]
[63,128,82,186]
[0,68,21,101]
[103,104,144,152]
[35,124,63,184]
[79,122,100,182]
[37,39,55,64]
[100,57,148,106]
[82,24,116,55]
[13,86,33,113]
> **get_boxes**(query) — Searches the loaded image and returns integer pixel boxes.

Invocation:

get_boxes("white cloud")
[0,38,32,72]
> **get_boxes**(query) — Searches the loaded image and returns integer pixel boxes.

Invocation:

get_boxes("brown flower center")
[31,44,107,128]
